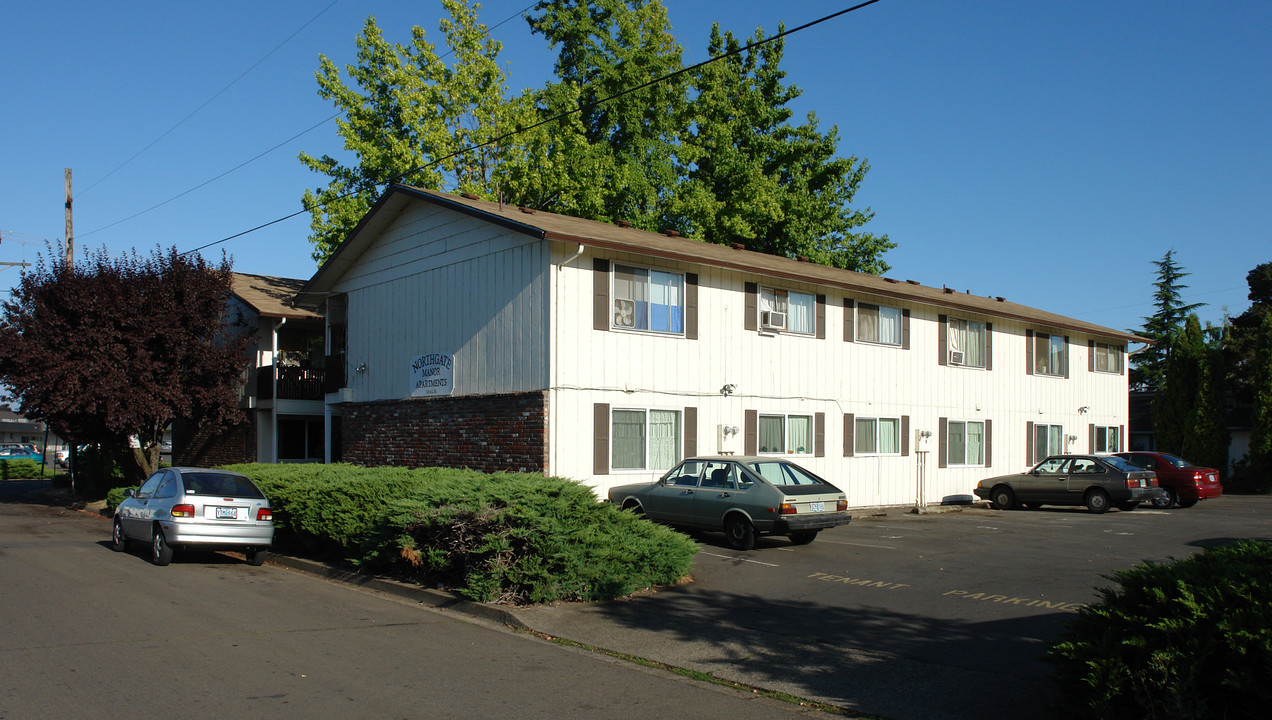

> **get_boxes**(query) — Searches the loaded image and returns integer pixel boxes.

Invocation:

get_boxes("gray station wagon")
[607,456,850,550]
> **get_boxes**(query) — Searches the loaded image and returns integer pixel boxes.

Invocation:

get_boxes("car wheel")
[789,530,819,545]
[111,519,129,552]
[245,548,268,567]
[990,486,1016,510]
[151,527,174,566]
[1151,488,1178,509]
[1177,498,1198,509]
[622,500,645,516]
[1117,501,1140,511]
[1085,489,1111,514]
[724,515,756,551]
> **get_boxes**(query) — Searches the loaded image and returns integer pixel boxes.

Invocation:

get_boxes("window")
[948,318,986,367]
[760,286,815,334]
[758,414,813,454]
[1033,423,1064,463]
[855,417,901,454]
[1033,333,1066,376]
[613,264,684,334]
[611,408,682,470]
[1093,342,1123,373]
[858,304,903,345]
[1094,426,1120,453]
[947,421,985,465]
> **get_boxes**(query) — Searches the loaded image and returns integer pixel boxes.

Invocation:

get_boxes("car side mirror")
[123,488,135,498]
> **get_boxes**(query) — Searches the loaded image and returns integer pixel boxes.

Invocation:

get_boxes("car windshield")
[1101,456,1141,473]
[1159,453,1193,468]
[182,472,265,499]
[746,461,823,486]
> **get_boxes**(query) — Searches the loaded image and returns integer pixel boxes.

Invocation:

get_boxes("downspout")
[272,318,286,464]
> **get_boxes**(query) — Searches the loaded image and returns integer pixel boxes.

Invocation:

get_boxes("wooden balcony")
[257,365,326,401]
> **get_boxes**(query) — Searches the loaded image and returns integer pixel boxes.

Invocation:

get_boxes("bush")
[1,458,56,479]
[220,463,698,605]
[1047,540,1272,719]
[105,486,133,513]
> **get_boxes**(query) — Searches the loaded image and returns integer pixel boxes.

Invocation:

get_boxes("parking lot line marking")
[699,551,780,567]
[817,539,897,549]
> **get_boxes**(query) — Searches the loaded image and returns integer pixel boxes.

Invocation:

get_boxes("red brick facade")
[342,391,549,473]
[174,415,257,467]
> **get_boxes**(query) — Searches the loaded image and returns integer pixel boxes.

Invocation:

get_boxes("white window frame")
[610,407,682,471]
[855,416,902,455]
[611,264,686,335]
[1093,342,1123,374]
[759,286,815,335]
[947,318,986,368]
[947,420,985,466]
[757,413,814,455]
[857,303,903,346]
[1033,423,1065,463]
[1033,332,1066,377]
[1095,426,1121,453]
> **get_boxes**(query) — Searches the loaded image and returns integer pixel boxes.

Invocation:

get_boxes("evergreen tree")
[1245,311,1272,489]
[1182,319,1230,476]
[1132,250,1204,391]
[1152,314,1204,453]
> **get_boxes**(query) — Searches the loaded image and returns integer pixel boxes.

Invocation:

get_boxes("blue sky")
[2,0,1268,336]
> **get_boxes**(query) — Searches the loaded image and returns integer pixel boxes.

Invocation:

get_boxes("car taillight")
[171,504,195,517]
[1126,478,1144,489]
[1193,471,1204,485]
[257,508,273,521]
[779,502,797,515]
[1149,477,1159,487]
[837,499,847,512]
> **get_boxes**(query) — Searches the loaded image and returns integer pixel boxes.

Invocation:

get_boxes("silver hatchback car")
[112,467,274,566]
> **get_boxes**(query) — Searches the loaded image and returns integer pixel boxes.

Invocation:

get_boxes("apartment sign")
[409,353,453,397]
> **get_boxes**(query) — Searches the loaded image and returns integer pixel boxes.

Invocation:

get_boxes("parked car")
[112,467,274,566]
[607,456,850,550]
[1113,451,1222,509]
[974,454,1162,513]
[0,446,44,463]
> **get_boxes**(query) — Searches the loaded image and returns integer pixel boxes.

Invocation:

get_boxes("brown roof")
[232,272,321,320]
[301,184,1147,344]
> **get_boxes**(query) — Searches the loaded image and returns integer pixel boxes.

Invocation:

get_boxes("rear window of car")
[181,472,265,499]
[1101,456,1142,473]
[747,461,824,486]
[1159,453,1193,468]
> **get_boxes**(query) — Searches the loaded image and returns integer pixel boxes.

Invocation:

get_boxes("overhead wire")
[182,0,884,256]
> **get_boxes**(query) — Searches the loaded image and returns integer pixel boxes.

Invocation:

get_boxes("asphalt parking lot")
[514,495,1272,720]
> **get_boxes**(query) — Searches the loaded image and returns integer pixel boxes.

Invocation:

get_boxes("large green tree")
[1131,250,1204,390]
[1244,311,1272,490]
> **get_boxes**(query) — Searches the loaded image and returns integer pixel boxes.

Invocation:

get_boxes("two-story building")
[278,184,1143,509]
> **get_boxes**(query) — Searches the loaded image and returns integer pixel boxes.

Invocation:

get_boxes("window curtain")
[966,422,984,464]
[964,321,985,367]
[859,305,879,342]
[949,421,967,465]
[1048,336,1065,375]
[879,306,902,345]
[648,410,680,469]
[759,415,785,453]
[879,417,900,453]
[648,271,683,333]
[611,410,646,469]
[788,416,812,453]
[855,417,876,454]
[1050,424,1064,455]
[788,293,815,334]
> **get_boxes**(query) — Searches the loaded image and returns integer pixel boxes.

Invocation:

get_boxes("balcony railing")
[257,365,326,401]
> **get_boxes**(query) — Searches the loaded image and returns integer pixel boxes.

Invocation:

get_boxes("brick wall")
[174,415,257,467]
[342,391,548,473]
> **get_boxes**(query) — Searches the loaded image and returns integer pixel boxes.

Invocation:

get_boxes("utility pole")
[64,168,73,268]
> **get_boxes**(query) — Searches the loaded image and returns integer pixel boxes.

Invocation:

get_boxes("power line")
[183,0,884,256]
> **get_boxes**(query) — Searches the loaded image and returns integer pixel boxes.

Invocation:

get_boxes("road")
[0,492,840,720]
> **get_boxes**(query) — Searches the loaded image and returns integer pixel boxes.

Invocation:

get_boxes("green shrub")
[0,458,55,479]
[105,486,133,513]
[220,463,698,605]
[1047,540,1272,719]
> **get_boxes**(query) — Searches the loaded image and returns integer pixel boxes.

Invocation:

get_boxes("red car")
[1114,452,1223,508]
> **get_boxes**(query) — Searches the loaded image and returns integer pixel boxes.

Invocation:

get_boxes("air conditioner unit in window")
[760,310,787,331]
[949,350,965,365]
[613,299,635,328]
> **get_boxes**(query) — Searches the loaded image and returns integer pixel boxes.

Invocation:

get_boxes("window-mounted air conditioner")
[613,299,636,328]
[949,350,966,365]
[760,310,787,331]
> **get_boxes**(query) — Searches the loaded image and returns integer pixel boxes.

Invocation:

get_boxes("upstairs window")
[1093,341,1123,374]
[760,287,815,334]
[1033,333,1066,376]
[613,265,684,334]
[858,303,903,346]
[948,318,986,367]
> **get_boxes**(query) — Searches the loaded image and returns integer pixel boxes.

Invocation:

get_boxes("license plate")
[809,501,825,512]
[215,507,238,520]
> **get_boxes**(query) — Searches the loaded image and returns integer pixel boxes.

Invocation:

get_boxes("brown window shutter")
[1026,330,1035,375]
[1026,421,1034,465]
[594,403,610,475]
[593,259,610,331]
[1119,425,1125,451]
[744,410,758,455]
[685,273,699,340]
[902,309,911,350]
[844,413,855,457]
[843,299,855,342]
[1088,339,1095,372]
[985,322,993,370]
[984,419,992,467]
[816,294,826,339]
[744,282,758,331]
[938,314,948,365]
[1089,423,1095,453]
[901,415,911,456]
[1120,345,1126,376]
[1064,336,1070,379]
[938,417,948,468]
[814,412,826,457]
[684,407,697,458]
